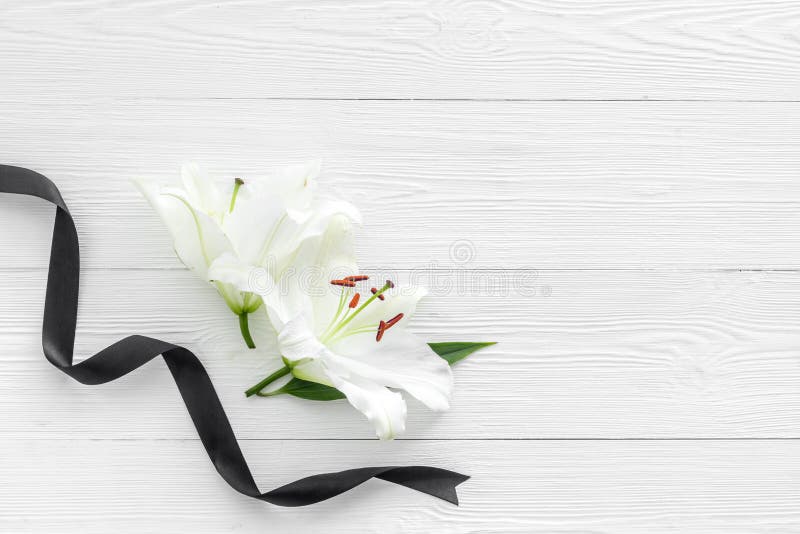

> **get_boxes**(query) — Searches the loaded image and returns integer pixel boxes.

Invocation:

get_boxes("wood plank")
[2,438,800,532]
[2,268,800,439]
[2,0,800,100]
[2,100,800,270]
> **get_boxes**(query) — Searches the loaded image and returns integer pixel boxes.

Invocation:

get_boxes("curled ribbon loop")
[0,164,469,506]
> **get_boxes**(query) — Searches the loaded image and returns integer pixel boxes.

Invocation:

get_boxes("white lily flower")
[208,217,453,440]
[135,161,360,347]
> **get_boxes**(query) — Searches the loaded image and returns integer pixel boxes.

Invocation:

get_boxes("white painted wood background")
[2,0,800,531]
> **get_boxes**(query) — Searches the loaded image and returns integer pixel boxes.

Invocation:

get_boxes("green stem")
[238,313,256,349]
[245,365,291,397]
[256,388,285,397]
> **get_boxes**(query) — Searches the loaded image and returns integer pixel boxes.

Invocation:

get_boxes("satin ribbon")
[0,164,468,506]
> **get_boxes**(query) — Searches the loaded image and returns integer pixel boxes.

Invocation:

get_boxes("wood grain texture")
[2,0,800,100]
[3,439,800,533]
[2,268,800,439]
[2,100,800,270]
[3,1,800,531]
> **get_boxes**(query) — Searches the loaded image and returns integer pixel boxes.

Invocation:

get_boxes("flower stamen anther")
[386,313,404,327]
[376,320,387,342]
[375,313,403,342]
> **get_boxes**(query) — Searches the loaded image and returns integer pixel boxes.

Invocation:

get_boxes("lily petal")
[181,163,225,218]
[222,180,288,266]
[326,369,408,440]
[277,314,327,364]
[267,198,361,277]
[207,253,264,294]
[269,160,320,219]
[329,331,453,412]
[134,180,233,279]
[208,252,293,328]
[301,198,363,239]
[294,215,360,337]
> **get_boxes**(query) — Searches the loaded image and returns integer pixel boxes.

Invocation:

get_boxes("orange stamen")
[376,320,387,342]
[331,279,356,287]
[345,275,369,282]
[386,313,404,328]
[348,293,361,308]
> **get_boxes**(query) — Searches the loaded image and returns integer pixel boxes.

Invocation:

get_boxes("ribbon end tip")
[443,489,461,506]
[443,473,470,506]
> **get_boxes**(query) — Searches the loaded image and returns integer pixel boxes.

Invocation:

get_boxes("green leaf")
[279,341,495,401]
[428,341,497,365]
[274,378,345,401]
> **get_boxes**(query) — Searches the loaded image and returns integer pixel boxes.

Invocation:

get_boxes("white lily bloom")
[208,218,453,440]
[135,161,360,347]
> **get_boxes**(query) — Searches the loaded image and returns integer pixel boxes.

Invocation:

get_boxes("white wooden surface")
[2,1,800,532]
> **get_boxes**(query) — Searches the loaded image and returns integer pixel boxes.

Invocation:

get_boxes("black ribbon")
[0,164,468,506]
